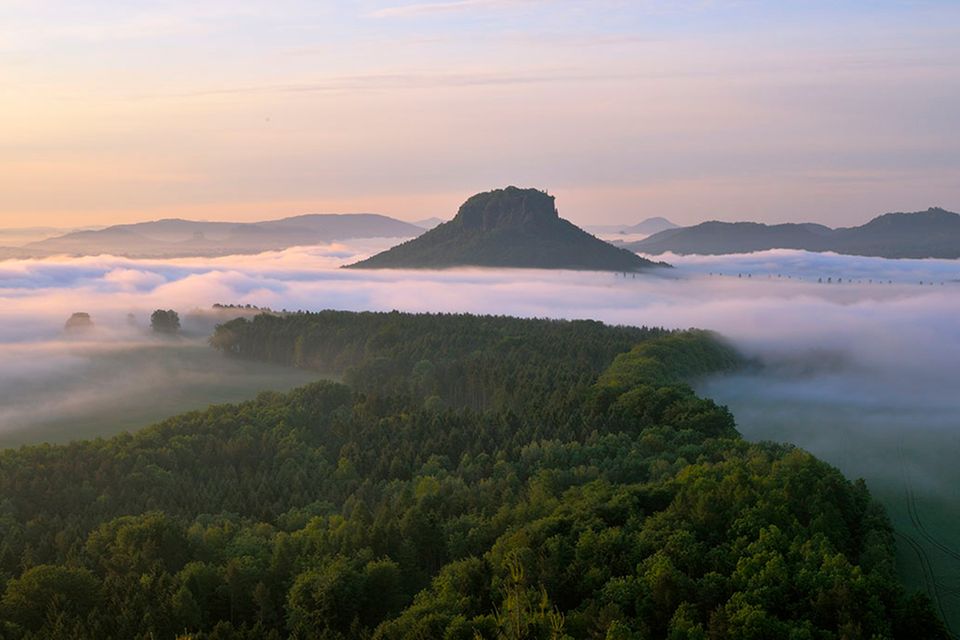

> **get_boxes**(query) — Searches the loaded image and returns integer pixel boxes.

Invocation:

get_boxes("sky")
[2,0,959,228]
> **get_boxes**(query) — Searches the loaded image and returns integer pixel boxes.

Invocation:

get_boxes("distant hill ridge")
[627,207,960,259]
[346,186,667,271]
[585,216,678,236]
[413,217,446,229]
[0,213,424,259]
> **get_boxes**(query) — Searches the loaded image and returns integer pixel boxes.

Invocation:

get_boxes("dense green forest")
[0,311,945,639]
[209,311,670,415]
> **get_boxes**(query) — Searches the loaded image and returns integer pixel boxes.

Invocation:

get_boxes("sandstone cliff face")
[454,187,558,232]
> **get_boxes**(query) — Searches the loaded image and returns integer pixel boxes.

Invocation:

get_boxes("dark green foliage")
[0,311,945,639]
[210,310,666,415]
[151,308,181,334]
[346,186,665,271]
[1,565,100,633]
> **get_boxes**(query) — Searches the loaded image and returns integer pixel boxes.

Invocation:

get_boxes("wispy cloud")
[171,68,643,98]
[0,3,280,52]
[368,0,536,18]
[365,0,735,19]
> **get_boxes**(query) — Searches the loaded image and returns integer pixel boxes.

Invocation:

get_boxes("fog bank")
[2,243,958,434]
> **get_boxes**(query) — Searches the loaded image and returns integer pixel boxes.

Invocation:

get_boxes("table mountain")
[346,187,666,271]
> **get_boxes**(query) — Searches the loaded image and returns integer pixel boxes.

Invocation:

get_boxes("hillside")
[1,214,423,259]
[627,207,960,258]
[830,208,960,258]
[0,310,944,638]
[628,221,835,255]
[346,187,665,271]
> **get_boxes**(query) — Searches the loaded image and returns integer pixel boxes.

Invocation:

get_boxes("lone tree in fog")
[64,312,94,332]
[150,309,180,334]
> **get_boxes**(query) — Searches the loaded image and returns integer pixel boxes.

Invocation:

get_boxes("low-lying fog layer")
[1,241,958,436]
[2,240,959,623]
[0,335,317,447]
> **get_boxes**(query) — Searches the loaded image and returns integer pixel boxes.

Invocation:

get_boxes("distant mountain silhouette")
[1,214,423,259]
[346,187,666,271]
[413,217,446,229]
[0,225,101,246]
[620,217,679,235]
[626,208,960,259]
[586,217,678,236]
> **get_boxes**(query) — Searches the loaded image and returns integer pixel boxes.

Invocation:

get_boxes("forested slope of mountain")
[0,311,945,639]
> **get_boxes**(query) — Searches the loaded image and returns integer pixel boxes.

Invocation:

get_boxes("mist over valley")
[4,0,960,632]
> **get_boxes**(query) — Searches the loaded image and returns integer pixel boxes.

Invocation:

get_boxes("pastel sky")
[2,0,958,227]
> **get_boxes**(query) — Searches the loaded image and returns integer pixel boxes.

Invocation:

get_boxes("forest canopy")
[0,311,945,639]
